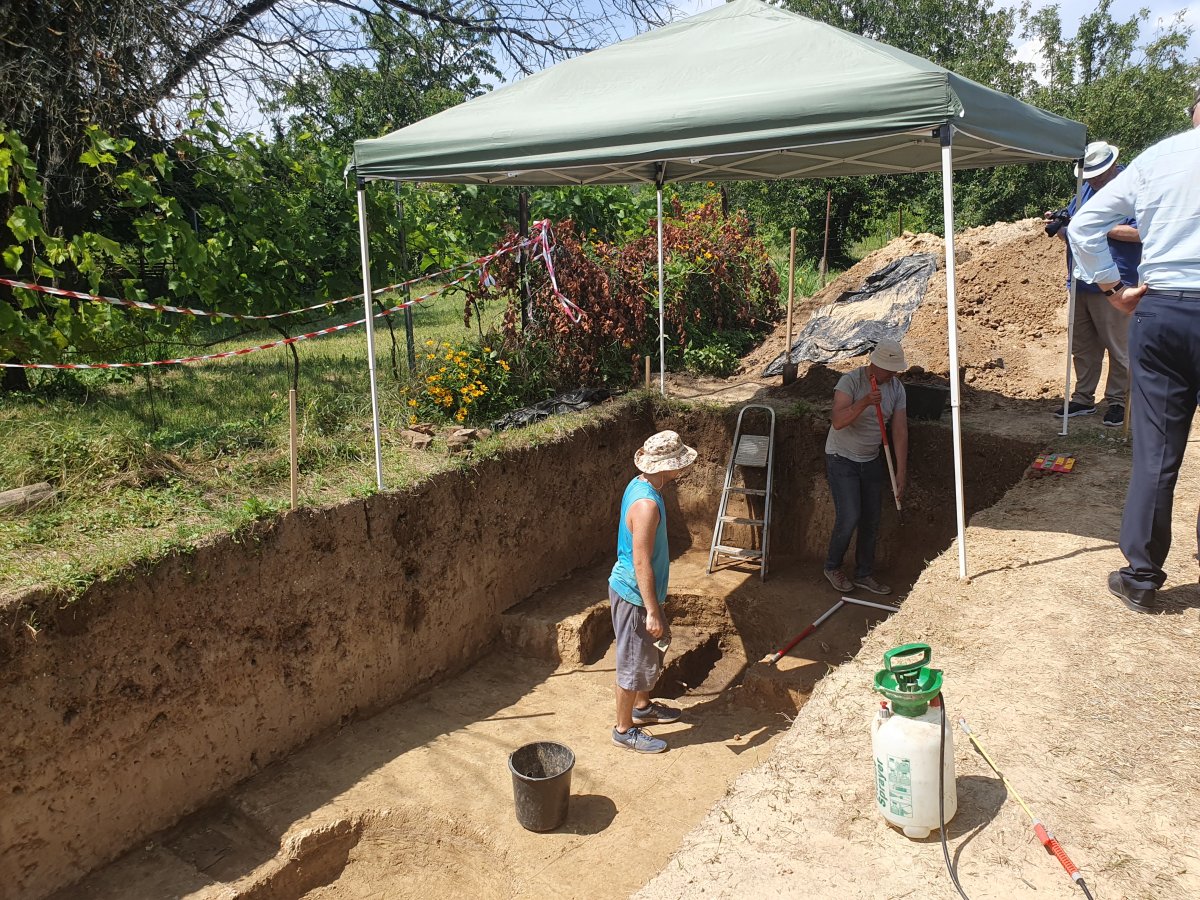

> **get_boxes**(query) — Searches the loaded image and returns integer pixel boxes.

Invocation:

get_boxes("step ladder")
[707,404,776,580]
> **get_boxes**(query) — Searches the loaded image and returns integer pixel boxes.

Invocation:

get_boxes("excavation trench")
[0,398,1036,900]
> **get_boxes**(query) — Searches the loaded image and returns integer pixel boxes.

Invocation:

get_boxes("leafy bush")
[464,194,779,391]
[683,342,740,377]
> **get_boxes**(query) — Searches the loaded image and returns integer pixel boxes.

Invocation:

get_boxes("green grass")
[0,285,520,602]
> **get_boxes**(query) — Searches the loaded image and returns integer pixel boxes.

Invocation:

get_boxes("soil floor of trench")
[56,551,900,900]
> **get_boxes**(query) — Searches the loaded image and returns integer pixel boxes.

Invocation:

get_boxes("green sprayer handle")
[883,643,932,675]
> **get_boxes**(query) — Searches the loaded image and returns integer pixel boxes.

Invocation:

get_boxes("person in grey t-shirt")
[822,339,908,595]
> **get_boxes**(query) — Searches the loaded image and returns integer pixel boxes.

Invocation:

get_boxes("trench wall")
[0,401,1034,900]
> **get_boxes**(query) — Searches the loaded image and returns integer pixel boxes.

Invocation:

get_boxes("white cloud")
[1013,38,1049,84]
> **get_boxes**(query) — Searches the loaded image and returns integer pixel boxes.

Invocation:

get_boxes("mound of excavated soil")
[743,218,1072,400]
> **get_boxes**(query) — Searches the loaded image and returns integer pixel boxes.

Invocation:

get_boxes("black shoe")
[1102,405,1125,427]
[1053,402,1096,418]
[1107,571,1157,613]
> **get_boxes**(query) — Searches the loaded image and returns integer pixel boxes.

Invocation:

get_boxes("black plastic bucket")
[508,741,575,832]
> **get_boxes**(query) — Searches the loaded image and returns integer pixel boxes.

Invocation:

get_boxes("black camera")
[1044,207,1071,237]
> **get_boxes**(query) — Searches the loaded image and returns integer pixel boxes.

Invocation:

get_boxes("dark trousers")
[1119,291,1200,591]
[825,452,884,577]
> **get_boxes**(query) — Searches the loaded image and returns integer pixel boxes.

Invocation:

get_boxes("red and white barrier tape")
[0,222,546,322]
[533,221,583,323]
[0,278,466,370]
[1,219,583,370]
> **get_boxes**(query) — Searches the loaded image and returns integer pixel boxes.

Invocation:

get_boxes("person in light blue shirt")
[1066,92,1200,613]
[608,430,697,753]
[1047,141,1141,425]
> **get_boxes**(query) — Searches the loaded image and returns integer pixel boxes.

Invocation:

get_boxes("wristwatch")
[1102,282,1125,296]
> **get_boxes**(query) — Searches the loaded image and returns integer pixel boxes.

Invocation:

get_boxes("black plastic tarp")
[490,388,611,431]
[763,253,937,376]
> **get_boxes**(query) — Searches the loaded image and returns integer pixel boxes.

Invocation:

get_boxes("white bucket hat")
[870,339,907,373]
[1075,141,1119,179]
[635,430,698,474]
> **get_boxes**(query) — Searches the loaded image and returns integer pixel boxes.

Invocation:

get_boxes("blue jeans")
[1119,291,1200,591]
[825,452,884,578]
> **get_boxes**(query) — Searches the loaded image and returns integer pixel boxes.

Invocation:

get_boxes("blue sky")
[227,0,1197,133]
[680,0,1200,65]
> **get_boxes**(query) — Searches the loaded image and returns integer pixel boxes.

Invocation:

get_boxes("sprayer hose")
[939,695,971,900]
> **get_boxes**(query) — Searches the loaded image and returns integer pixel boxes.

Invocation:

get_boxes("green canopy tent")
[349,0,1087,577]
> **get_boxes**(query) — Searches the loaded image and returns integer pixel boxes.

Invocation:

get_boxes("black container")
[508,741,575,832]
[905,382,950,420]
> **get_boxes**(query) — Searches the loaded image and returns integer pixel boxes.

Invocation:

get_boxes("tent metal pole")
[656,185,666,396]
[1059,168,1085,436]
[356,181,385,491]
[939,125,967,580]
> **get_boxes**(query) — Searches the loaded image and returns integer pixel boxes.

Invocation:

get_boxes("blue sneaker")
[612,726,667,753]
[632,701,682,725]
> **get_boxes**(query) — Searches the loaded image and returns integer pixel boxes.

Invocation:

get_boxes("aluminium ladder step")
[719,515,765,526]
[733,434,770,468]
[724,486,767,496]
[713,545,763,560]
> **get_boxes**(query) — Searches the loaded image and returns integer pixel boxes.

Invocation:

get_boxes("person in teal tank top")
[608,430,698,754]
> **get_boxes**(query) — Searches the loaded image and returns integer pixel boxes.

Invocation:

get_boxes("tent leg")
[940,126,967,580]
[657,187,666,396]
[356,182,385,492]
[1059,170,1086,436]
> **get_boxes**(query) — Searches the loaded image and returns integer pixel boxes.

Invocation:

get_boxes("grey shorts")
[609,586,668,692]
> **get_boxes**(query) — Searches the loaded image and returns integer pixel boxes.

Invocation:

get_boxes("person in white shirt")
[1067,90,1200,613]
[822,339,908,596]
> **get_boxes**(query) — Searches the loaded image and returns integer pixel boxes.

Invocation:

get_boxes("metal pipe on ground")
[765,595,899,665]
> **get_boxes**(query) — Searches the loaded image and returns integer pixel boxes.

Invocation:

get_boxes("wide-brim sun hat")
[870,339,907,373]
[1075,140,1119,179]
[635,430,698,474]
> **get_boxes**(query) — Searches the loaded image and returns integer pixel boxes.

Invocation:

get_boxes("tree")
[264,11,500,149]
[733,0,1199,257]
[0,0,674,388]
[1,0,675,215]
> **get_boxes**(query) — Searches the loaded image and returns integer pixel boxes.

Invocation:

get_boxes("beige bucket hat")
[870,339,907,373]
[635,430,698,474]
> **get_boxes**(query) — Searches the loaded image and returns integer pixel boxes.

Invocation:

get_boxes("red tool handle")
[774,624,816,660]
[869,373,890,447]
[1035,823,1082,881]
[768,601,845,665]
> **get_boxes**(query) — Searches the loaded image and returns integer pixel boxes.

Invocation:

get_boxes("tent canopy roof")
[351,0,1085,185]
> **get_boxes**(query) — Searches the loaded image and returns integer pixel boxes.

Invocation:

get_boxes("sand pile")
[746,218,1073,400]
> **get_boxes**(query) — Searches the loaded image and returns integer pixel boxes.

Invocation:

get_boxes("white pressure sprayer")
[872,642,957,838]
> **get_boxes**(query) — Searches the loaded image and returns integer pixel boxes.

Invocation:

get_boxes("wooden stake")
[645,355,651,391]
[786,226,796,344]
[820,190,832,287]
[782,227,797,384]
[289,388,299,510]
